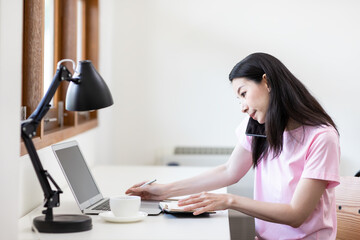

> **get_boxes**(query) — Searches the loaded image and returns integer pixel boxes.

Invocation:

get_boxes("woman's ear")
[262,74,271,92]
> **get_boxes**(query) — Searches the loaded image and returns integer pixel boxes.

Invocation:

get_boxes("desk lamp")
[21,59,113,233]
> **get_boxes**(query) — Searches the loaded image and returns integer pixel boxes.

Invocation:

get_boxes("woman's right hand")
[125,181,168,200]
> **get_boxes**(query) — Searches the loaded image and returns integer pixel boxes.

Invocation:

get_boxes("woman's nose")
[241,101,248,113]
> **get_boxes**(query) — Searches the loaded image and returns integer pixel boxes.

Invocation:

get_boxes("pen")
[140,179,157,187]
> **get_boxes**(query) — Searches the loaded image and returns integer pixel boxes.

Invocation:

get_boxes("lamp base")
[32,214,92,233]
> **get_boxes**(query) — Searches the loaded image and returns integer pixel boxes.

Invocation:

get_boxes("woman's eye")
[240,92,246,97]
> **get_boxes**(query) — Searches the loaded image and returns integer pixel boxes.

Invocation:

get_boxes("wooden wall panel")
[20,0,99,155]
[22,0,44,137]
[55,0,78,126]
[84,0,99,68]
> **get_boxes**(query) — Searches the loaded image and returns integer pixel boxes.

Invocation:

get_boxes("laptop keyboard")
[92,199,110,211]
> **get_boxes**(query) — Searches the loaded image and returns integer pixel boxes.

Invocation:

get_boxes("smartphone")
[245,117,266,138]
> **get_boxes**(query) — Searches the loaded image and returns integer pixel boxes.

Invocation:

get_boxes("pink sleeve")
[301,128,340,189]
[235,117,252,152]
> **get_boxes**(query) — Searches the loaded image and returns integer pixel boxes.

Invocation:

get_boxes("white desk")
[19,165,230,240]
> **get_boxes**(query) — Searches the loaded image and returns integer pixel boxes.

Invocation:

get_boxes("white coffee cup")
[110,195,141,217]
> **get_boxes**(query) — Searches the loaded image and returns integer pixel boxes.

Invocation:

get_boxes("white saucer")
[99,211,148,223]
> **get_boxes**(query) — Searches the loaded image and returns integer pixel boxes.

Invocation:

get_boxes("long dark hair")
[229,53,337,167]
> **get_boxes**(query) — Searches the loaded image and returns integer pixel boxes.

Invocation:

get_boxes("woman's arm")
[125,143,253,200]
[179,178,327,228]
[165,143,252,197]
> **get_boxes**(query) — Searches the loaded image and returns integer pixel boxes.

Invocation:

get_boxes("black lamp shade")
[66,60,113,111]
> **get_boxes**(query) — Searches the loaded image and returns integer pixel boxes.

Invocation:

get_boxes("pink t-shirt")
[236,117,340,240]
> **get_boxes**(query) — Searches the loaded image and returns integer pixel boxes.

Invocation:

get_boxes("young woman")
[126,53,340,239]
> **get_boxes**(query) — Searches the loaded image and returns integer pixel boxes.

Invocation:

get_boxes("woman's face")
[232,76,270,124]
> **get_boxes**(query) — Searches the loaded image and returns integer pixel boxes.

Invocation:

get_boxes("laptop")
[52,140,162,216]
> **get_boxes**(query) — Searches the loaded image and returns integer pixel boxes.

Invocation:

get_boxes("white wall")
[96,0,116,165]
[0,0,23,239]
[104,0,360,175]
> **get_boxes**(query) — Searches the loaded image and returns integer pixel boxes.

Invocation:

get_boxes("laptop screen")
[54,144,100,204]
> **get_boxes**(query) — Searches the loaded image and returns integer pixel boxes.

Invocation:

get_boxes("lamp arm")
[28,66,72,125]
[21,65,72,220]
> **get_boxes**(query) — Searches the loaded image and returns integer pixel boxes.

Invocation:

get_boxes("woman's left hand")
[178,192,233,215]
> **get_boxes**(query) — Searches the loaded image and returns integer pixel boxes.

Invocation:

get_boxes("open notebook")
[159,201,215,214]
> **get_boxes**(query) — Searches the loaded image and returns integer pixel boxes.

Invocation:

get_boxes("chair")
[336,176,360,239]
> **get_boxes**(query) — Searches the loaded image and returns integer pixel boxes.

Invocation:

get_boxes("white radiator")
[161,146,233,167]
